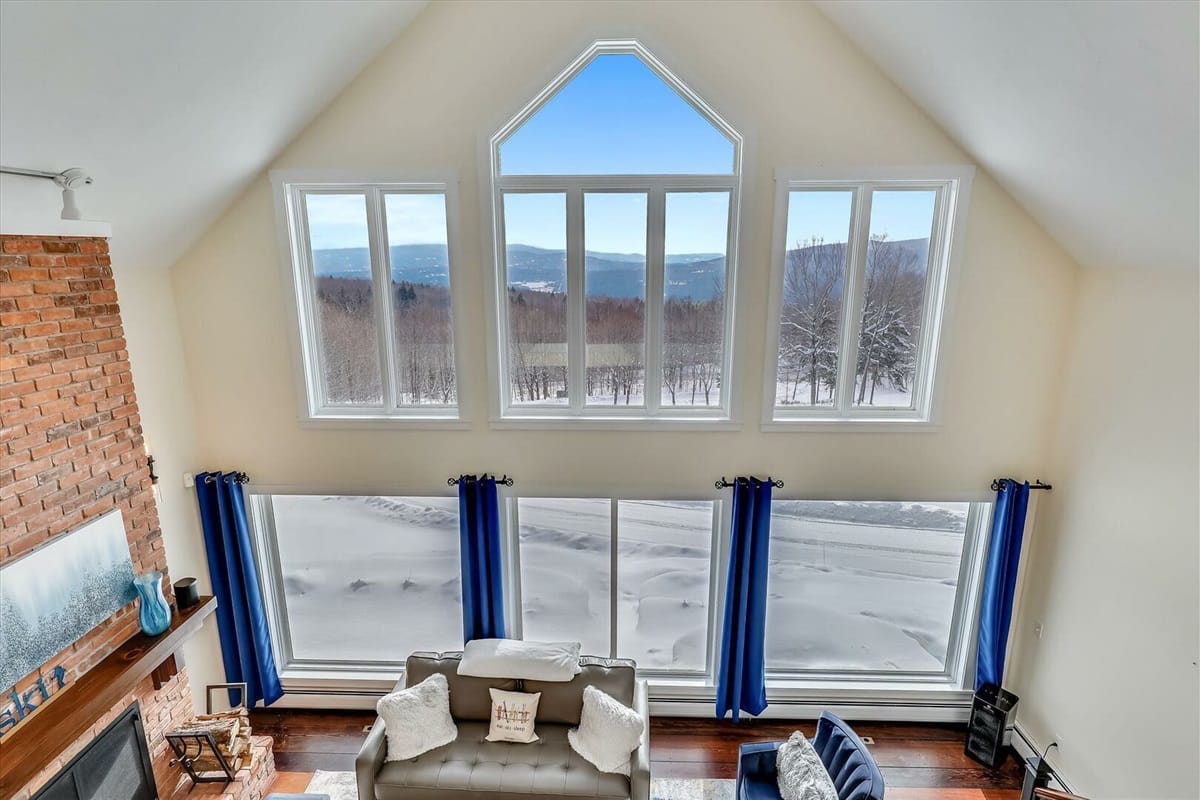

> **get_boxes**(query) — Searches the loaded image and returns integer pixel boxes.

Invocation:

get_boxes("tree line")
[777,235,926,406]
[316,277,456,405]
[507,287,724,406]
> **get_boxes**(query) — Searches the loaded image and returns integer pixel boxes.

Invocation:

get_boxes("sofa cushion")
[407,652,519,722]
[525,656,636,726]
[373,721,630,800]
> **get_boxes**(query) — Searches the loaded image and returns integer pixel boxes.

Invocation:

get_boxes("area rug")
[305,770,735,800]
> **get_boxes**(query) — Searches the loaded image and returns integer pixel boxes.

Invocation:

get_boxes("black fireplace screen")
[33,702,157,800]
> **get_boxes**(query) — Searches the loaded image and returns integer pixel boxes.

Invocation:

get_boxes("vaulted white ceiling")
[1,1,1195,274]
[0,0,427,271]
[815,0,1199,273]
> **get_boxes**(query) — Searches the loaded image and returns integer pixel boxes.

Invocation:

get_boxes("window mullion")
[645,189,665,415]
[506,497,523,639]
[609,498,619,659]
[837,186,873,415]
[567,187,586,412]
[707,498,725,683]
[294,191,327,413]
[912,184,948,416]
[366,188,399,409]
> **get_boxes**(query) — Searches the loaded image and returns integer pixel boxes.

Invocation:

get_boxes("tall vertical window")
[764,500,988,679]
[250,494,464,672]
[489,41,742,422]
[274,176,462,421]
[765,170,972,424]
[508,497,716,675]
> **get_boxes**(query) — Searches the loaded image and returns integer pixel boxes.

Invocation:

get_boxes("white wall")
[113,263,222,712]
[1008,268,1200,799]
[169,0,1079,504]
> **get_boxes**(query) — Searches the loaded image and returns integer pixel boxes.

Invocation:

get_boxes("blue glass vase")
[134,572,171,636]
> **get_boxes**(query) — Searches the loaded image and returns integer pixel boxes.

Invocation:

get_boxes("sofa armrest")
[738,740,782,784]
[629,680,651,800]
[356,716,387,800]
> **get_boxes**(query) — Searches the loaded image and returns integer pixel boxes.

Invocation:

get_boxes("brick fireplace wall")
[0,234,193,798]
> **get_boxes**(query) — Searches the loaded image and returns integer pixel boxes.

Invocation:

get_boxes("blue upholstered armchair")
[736,713,885,800]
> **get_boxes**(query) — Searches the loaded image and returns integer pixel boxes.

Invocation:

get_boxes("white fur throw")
[567,685,643,776]
[776,731,838,800]
[458,638,582,682]
[376,673,457,761]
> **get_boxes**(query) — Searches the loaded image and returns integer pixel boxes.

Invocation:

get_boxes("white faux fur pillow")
[776,731,838,800]
[376,673,457,761]
[567,685,643,776]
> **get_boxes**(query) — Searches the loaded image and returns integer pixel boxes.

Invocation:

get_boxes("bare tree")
[854,235,923,405]
[778,238,843,405]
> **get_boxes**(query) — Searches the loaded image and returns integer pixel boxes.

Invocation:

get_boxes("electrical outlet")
[183,472,195,488]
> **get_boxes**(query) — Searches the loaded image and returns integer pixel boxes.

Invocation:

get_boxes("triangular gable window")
[497,48,737,176]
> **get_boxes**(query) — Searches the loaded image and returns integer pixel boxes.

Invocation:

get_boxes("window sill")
[761,418,940,433]
[298,416,472,431]
[275,669,973,720]
[490,415,741,432]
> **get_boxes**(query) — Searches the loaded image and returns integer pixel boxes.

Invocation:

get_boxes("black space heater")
[965,682,1019,768]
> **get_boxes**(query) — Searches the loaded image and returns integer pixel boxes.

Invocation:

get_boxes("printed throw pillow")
[776,730,839,800]
[567,685,643,776]
[486,688,541,743]
[376,673,457,762]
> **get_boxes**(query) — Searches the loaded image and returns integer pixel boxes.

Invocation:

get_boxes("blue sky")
[305,192,447,251]
[786,189,936,247]
[499,53,734,176]
[306,54,933,255]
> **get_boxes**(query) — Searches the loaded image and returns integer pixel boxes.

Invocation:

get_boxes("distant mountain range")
[312,238,929,302]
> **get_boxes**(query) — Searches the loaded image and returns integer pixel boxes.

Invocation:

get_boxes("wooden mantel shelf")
[0,596,216,796]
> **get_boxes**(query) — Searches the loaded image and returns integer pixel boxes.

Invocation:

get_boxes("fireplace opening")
[33,702,157,800]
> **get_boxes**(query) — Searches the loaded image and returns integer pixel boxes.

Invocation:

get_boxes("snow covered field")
[270,495,968,674]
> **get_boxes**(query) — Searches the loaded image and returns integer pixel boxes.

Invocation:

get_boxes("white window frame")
[247,487,466,684]
[271,170,470,427]
[762,499,992,687]
[503,493,724,680]
[245,484,990,698]
[482,40,744,428]
[762,167,974,429]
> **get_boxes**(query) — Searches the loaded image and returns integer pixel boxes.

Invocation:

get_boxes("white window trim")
[247,483,991,696]
[761,166,974,430]
[270,169,471,427]
[481,40,744,426]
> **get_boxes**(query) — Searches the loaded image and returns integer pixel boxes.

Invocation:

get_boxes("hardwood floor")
[251,709,1025,798]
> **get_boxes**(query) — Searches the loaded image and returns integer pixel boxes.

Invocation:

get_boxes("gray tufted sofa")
[356,651,650,800]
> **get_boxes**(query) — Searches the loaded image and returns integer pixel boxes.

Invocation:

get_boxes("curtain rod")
[715,476,785,489]
[204,471,250,484]
[991,477,1052,491]
[447,474,514,486]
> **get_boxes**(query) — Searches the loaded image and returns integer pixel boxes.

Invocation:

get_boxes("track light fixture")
[0,165,94,220]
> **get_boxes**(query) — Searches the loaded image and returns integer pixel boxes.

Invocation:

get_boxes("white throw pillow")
[485,688,541,743]
[376,673,457,762]
[567,685,643,776]
[458,638,582,682]
[776,731,838,800]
